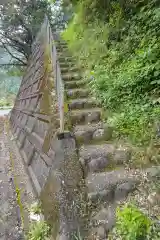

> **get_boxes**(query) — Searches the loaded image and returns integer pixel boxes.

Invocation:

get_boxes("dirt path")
[0,115,36,239]
[0,116,23,239]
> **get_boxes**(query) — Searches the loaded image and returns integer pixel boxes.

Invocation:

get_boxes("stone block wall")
[9,18,86,239]
[10,18,59,196]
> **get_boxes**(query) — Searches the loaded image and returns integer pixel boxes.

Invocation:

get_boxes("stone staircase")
[56,41,139,238]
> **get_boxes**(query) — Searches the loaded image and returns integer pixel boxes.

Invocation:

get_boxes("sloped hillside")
[62,1,160,238]
[63,0,160,146]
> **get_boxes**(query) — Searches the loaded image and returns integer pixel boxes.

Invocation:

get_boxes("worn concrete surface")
[0,112,35,239]
[0,116,23,239]
[6,120,36,233]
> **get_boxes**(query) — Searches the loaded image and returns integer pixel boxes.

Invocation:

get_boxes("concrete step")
[79,144,132,173]
[58,56,76,63]
[65,79,86,89]
[88,204,116,238]
[55,42,67,47]
[61,66,79,74]
[70,108,102,125]
[62,73,81,82]
[59,62,75,68]
[74,123,113,144]
[66,89,90,99]
[69,98,99,110]
[56,46,68,51]
[56,42,67,47]
[87,169,139,205]
[57,52,71,59]
[56,50,68,55]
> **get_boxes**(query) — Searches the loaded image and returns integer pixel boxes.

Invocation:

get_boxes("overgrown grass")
[26,201,51,240]
[30,201,42,215]
[26,221,51,240]
[63,0,160,146]
[108,203,160,240]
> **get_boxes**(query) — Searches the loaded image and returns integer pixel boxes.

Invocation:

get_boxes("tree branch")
[0,63,26,66]
[4,40,29,60]
[16,14,33,44]
[0,31,31,58]
[0,40,26,65]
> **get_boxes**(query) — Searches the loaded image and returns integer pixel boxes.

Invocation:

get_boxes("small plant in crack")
[30,201,42,215]
[72,229,83,240]
[26,220,51,240]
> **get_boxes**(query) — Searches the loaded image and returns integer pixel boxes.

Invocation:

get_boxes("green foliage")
[0,0,53,64]
[63,0,160,145]
[73,229,83,240]
[116,204,151,239]
[109,204,160,240]
[0,98,11,107]
[69,0,157,22]
[7,66,24,77]
[0,70,20,106]
[15,187,24,228]
[30,202,42,215]
[26,221,51,240]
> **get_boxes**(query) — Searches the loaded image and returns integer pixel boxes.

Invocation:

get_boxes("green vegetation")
[26,201,51,240]
[73,232,83,240]
[0,0,70,66]
[30,201,42,215]
[0,0,69,104]
[0,0,53,65]
[0,99,12,108]
[26,221,51,240]
[0,71,20,107]
[63,0,160,146]
[109,203,160,240]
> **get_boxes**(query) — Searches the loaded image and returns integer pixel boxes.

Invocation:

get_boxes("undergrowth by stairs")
[55,41,156,239]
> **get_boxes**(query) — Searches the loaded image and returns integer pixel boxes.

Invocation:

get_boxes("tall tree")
[0,0,53,66]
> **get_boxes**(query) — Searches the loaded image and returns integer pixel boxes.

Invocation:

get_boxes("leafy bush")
[109,204,160,240]
[63,0,160,145]
[115,204,151,239]
[70,0,156,22]
[30,201,42,215]
[0,70,20,107]
[26,221,51,240]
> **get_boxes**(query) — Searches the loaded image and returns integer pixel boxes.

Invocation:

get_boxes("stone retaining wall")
[9,17,85,239]
[10,20,56,195]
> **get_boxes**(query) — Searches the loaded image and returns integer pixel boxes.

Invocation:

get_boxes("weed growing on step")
[108,203,160,240]
[71,228,83,240]
[115,204,151,239]
[30,201,42,215]
[73,233,83,240]
[26,201,51,240]
[26,221,51,240]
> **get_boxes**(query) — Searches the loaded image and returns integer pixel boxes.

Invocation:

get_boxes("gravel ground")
[0,115,36,239]
[0,116,23,239]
